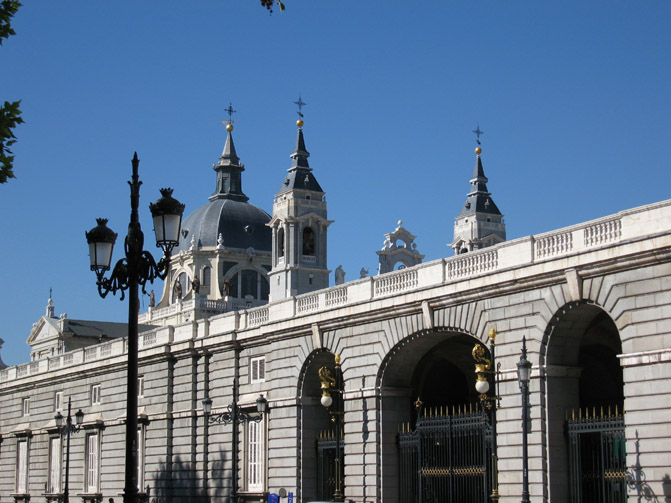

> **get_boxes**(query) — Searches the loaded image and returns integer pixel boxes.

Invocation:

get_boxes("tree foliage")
[0,0,23,184]
[259,0,285,14]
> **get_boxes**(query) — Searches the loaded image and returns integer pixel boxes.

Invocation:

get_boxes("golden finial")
[296,119,304,128]
[475,146,482,155]
[335,353,341,365]
[226,123,234,132]
[489,328,497,343]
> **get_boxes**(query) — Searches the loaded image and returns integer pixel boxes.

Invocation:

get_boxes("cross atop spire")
[294,95,306,118]
[472,123,484,146]
[223,102,236,128]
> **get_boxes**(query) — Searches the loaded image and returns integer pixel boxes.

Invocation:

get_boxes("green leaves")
[0,1,22,183]
[0,1,21,45]
[0,100,23,183]
[259,0,285,14]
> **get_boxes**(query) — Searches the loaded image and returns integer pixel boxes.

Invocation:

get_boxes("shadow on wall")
[149,454,229,503]
[626,430,670,503]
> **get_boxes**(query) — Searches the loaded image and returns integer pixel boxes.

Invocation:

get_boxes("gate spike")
[572,409,575,420]
[452,405,455,415]
[608,405,611,417]
[579,408,582,420]
[458,404,462,415]
[593,406,596,418]
[469,403,473,413]
[615,405,618,415]
[601,406,604,418]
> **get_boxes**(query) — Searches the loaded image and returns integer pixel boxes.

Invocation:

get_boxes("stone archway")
[376,329,484,503]
[297,349,337,503]
[543,302,624,503]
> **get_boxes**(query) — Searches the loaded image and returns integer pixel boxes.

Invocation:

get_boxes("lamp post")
[202,394,267,502]
[85,153,184,503]
[54,398,84,503]
[318,354,344,502]
[472,328,500,501]
[517,337,532,503]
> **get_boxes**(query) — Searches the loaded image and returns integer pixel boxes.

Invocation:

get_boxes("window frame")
[250,356,266,383]
[84,431,100,494]
[47,435,62,494]
[91,384,101,406]
[15,437,29,494]
[244,417,266,493]
[54,391,63,412]
[21,397,30,417]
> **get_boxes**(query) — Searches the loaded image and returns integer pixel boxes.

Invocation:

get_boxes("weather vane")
[294,95,306,118]
[223,102,236,127]
[473,124,484,145]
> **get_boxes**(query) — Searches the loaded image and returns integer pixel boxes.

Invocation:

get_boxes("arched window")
[302,227,315,256]
[202,267,211,286]
[226,270,270,301]
[278,228,285,257]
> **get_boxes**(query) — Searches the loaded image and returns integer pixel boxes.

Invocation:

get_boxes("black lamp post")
[473,328,500,501]
[202,394,268,502]
[86,153,184,503]
[54,398,84,503]
[517,336,532,503]
[318,354,345,502]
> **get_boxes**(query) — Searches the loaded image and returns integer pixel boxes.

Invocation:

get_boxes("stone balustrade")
[1,200,669,384]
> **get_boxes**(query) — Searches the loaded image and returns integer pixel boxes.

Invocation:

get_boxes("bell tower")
[268,100,332,301]
[452,127,506,254]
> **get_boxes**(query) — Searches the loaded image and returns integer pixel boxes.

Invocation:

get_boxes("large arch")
[297,349,338,503]
[542,301,624,503]
[376,327,486,503]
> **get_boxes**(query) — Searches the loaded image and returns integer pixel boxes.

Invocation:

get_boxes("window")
[85,432,100,493]
[54,392,63,412]
[137,376,145,399]
[246,419,265,492]
[91,384,101,405]
[277,228,285,257]
[250,357,265,383]
[47,436,62,494]
[302,227,315,255]
[16,438,29,493]
[202,267,211,287]
[21,398,30,417]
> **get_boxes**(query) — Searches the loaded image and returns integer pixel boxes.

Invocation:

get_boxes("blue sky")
[2,1,670,366]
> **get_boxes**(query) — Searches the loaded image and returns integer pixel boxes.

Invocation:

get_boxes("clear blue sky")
[2,1,670,366]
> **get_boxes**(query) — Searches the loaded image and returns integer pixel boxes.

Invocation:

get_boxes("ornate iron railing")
[316,429,344,501]
[398,404,492,503]
[567,407,626,503]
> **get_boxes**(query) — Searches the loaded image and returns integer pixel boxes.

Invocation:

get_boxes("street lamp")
[202,394,268,501]
[85,153,184,503]
[517,336,532,503]
[472,328,500,501]
[318,354,344,502]
[54,398,84,503]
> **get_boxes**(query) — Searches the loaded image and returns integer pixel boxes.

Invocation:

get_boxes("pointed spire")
[290,126,311,170]
[209,108,248,202]
[219,129,240,166]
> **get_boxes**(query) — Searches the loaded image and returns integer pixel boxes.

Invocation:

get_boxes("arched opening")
[545,303,624,503]
[302,227,315,256]
[298,350,338,502]
[278,228,285,258]
[224,269,270,302]
[377,330,484,503]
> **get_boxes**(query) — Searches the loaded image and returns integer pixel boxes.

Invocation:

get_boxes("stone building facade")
[0,121,670,503]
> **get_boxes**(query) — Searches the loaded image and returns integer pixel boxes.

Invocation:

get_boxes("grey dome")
[174,198,271,253]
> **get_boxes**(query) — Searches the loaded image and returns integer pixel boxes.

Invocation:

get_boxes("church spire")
[451,129,506,254]
[209,104,248,202]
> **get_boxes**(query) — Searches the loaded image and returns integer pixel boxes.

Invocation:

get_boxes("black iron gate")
[316,429,344,501]
[398,405,492,503]
[567,407,626,503]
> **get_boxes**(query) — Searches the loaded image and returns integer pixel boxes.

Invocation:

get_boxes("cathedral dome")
[173,198,271,253]
[173,125,271,254]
